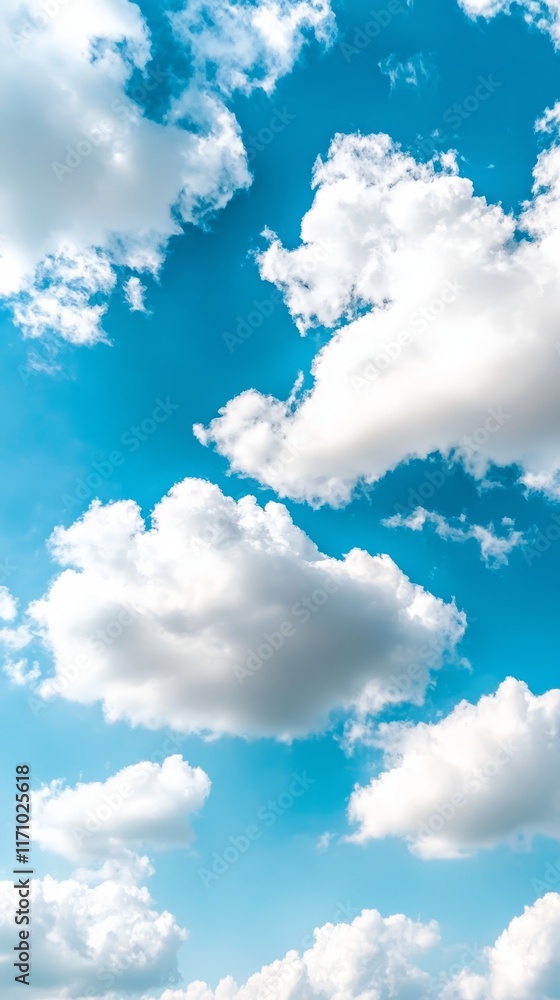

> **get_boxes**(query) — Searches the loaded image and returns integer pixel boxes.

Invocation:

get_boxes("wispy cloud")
[383,507,524,568]
[379,52,437,92]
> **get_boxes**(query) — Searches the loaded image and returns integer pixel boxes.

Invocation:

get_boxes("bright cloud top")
[34,755,210,866]
[0,0,333,344]
[154,907,440,999]
[171,0,334,95]
[21,477,464,738]
[383,508,524,568]
[347,678,560,859]
[443,893,560,999]
[0,874,186,999]
[197,117,560,505]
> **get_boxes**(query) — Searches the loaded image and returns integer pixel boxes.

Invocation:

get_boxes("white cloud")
[2,657,40,685]
[34,754,211,866]
[443,893,560,999]
[171,0,335,96]
[0,585,17,620]
[383,508,524,567]
[0,874,186,998]
[0,0,333,344]
[379,52,435,91]
[316,831,334,851]
[153,907,440,999]
[457,0,560,48]
[197,120,560,505]
[0,622,33,651]
[23,477,464,738]
[124,275,147,312]
[347,678,560,859]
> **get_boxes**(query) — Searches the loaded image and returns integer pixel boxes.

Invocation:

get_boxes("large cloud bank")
[0,0,333,344]
[15,478,465,738]
[197,117,560,505]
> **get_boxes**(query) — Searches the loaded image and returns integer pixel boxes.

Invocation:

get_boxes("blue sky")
[1,0,560,997]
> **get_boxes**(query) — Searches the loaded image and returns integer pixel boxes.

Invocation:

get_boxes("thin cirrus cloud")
[0,0,334,345]
[347,678,560,859]
[9,477,465,739]
[382,507,524,568]
[379,52,437,91]
[33,754,211,867]
[196,112,560,506]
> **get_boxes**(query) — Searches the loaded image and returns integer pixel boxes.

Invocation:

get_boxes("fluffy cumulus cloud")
[171,0,334,96]
[152,908,440,999]
[443,894,560,999]
[34,754,210,866]
[20,477,464,738]
[0,874,186,998]
[124,275,147,312]
[457,0,560,48]
[347,678,560,859]
[197,118,560,505]
[0,0,333,344]
[383,508,524,568]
